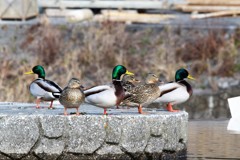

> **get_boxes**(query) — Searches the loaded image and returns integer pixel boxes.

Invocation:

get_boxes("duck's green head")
[24,65,45,79]
[175,68,195,82]
[112,65,134,80]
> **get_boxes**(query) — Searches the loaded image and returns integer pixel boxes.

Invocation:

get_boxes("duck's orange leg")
[138,104,148,114]
[36,99,40,109]
[48,100,53,109]
[64,107,68,116]
[76,107,80,116]
[104,108,107,115]
[166,103,179,112]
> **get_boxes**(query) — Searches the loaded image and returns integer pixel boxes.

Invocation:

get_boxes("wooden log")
[94,10,176,23]
[39,0,166,9]
[176,5,240,13]
[186,0,240,6]
[192,10,240,19]
[45,9,94,21]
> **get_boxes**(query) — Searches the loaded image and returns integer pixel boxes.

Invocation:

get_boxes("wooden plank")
[39,0,166,9]
[192,10,240,19]
[186,0,240,6]
[0,0,38,20]
[94,10,176,23]
[176,5,240,13]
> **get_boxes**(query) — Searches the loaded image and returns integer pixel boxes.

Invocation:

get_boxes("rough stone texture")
[145,137,164,153]
[21,154,38,160]
[120,116,150,153]
[40,116,65,138]
[34,137,65,160]
[105,117,122,144]
[96,144,123,155]
[148,115,165,136]
[0,103,188,159]
[0,116,39,159]
[65,116,106,154]
[96,144,132,160]
[0,153,11,160]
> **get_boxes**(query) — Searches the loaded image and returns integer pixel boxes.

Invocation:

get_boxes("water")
[188,120,240,159]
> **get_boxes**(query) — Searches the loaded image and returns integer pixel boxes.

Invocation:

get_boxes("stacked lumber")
[94,10,176,24]
[175,0,240,19]
[0,0,38,20]
[45,9,94,22]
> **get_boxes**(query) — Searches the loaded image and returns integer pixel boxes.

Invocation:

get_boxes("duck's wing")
[84,85,117,107]
[45,79,62,92]
[84,85,112,97]
[30,79,62,99]
[158,82,181,97]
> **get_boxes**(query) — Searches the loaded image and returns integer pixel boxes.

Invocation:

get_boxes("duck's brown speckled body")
[121,73,161,114]
[121,74,140,92]
[59,78,85,115]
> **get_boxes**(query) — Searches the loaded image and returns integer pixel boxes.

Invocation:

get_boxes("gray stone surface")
[105,116,122,144]
[65,116,106,154]
[0,102,188,159]
[34,137,65,160]
[96,144,123,155]
[145,137,164,153]
[0,116,39,159]
[121,116,150,153]
[40,116,65,138]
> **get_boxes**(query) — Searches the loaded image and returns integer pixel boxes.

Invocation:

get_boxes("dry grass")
[0,21,239,102]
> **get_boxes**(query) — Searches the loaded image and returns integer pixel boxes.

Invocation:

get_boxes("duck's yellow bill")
[126,70,134,75]
[187,75,195,80]
[24,71,34,75]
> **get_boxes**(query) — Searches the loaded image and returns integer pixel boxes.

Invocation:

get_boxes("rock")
[0,103,188,159]
[145,137,164,153]
[148,115,165,136]
[21,154,39,160]
[162,115,185,151]
[0,154,11,160]
[96,144,123,155]
[58,153,94,160]
[40,116,65,138]
[96,144,132,160]
[65,116,106,154]
[120,116,150,153]
[34,137,65,160]
[105,116,122,144]
[0,116,39,159]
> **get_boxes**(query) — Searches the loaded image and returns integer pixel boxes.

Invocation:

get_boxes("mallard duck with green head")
[59,78,85,116]
[121,73,161,114]
[24,65,62,109]
[84,65,134,115]
[154,68,195,112]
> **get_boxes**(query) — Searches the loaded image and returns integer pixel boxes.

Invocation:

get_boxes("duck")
[154,68,195,112]
[24,65,62,109]
[59,78,85,116]
[84,65,134,115]
[121,74,140,92]
[121,73,161,114]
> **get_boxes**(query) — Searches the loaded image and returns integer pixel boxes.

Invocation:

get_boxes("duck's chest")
[113,81,125,105]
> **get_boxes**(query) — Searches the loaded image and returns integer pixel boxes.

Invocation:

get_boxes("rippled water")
[188,120,240,160]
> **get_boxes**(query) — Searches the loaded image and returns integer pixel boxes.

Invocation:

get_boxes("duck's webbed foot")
[166,103,179,112]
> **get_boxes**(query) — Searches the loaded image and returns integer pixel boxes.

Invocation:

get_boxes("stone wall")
[0,110,188,160]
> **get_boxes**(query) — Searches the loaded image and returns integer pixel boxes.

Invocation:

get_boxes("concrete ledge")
[0,102,188,160]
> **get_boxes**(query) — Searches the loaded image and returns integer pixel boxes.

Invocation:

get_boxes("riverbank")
[0,18,239,120]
